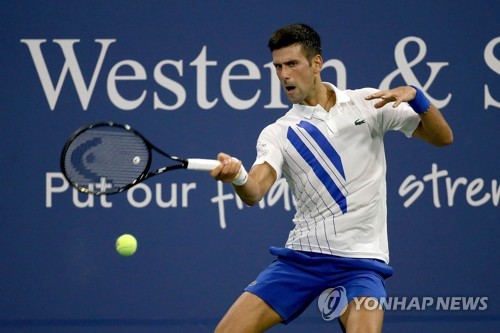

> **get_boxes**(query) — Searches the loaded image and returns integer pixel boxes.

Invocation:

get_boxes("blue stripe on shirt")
[297,120,345,180]
[287,127,347,214]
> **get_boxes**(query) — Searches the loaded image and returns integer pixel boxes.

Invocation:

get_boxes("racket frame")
[60,122,197,195]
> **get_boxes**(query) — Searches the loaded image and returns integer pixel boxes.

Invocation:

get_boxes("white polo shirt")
[253,83,420,263]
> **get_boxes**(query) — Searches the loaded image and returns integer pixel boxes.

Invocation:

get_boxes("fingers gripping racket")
[61,122,220,195]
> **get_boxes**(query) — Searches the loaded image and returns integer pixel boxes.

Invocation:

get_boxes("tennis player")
[211,23,453,333]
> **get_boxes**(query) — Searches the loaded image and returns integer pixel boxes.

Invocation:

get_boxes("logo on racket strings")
[317,286,348,320]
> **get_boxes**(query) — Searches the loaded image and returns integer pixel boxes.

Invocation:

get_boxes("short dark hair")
[267,23,322,61]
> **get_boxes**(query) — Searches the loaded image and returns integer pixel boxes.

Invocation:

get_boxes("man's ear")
[313,54,323,74]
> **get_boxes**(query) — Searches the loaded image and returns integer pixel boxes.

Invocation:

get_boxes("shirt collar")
[292,82,351,119]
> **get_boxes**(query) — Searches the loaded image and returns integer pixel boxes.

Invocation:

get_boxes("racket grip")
[186,158,221,171]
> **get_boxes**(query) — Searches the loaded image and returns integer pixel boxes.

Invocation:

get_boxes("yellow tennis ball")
[116,234,137,256]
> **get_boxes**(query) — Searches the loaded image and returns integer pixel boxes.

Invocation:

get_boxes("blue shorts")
[244,247,393,324]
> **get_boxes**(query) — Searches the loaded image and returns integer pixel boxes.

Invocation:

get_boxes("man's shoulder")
[258,108,298,137]
[271,107,300,124]
[323,82,379,107]
[344,87,379,99]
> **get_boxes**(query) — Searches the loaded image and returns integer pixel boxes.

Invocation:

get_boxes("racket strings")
[63,127,150,193]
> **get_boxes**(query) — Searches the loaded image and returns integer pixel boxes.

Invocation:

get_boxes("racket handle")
[186,158,220,171]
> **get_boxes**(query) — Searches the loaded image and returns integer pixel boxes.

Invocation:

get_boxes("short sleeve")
[358,88,421,138]
[252,124,284,180]
[379,102,421,138]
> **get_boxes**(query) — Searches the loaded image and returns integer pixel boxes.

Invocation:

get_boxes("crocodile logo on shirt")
[354,119,366,126]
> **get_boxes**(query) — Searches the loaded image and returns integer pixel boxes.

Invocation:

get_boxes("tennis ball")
[116,234,137,256]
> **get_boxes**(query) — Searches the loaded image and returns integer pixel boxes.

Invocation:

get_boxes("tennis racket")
[61,122,221,195]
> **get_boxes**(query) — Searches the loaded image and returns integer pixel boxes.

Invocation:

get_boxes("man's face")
[272,44,319,105]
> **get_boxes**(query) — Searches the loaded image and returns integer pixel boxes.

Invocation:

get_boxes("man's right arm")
[210,153,277,206]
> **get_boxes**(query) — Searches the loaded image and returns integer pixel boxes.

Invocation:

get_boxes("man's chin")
[286,95,301,104]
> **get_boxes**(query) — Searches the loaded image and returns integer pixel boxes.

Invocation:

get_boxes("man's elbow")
[239,192,264,207]
[243,199,260,207]
[434,130,454,147]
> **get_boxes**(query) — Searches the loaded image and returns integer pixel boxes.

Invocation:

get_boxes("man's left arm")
[365,85,453,146]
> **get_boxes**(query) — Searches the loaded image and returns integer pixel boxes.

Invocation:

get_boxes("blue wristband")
[408,85,431,114]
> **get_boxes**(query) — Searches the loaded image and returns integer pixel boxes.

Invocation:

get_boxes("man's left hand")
[365,86,417,109]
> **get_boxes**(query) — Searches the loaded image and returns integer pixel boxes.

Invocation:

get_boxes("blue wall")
[1,1,499,332]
